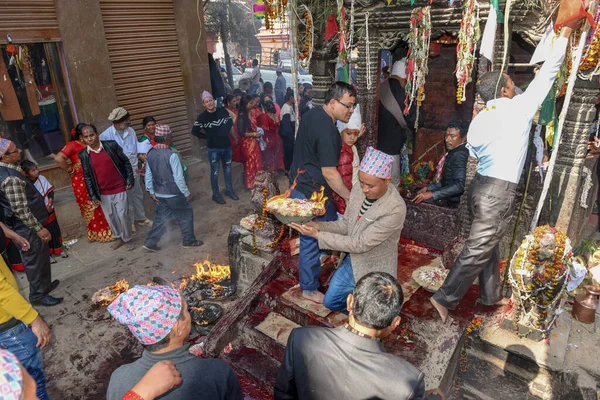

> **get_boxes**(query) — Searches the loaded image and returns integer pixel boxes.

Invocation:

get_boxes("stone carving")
[250,170,279,215]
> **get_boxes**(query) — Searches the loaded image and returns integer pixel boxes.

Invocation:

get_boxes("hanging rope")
[365,12,372,90]
[530,31,589,230]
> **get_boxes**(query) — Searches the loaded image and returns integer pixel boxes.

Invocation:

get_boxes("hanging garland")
[264,0,288,32]
[365,12,373,91]
[296,5,314,69]
[404,6,431,120]
[508,225,571,339]
[579,5,600,77]
[455,0,481,104]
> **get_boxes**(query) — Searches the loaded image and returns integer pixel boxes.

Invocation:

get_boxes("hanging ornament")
[579,5,600,77]
[296,5,314,69]
[325,14,339,42]
[254,0,267,19]
[365,12,372,91]
[455,0,481,104]
[404,6,431,118]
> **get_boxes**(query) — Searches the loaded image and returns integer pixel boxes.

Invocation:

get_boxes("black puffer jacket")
[427,143,469,206]
[78,140,135,201]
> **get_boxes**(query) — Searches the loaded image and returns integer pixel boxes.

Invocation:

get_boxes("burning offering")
[412,266,449,293]
[92,279,130,306]
[180,259,237,306]
[266,172,327,225]
[190,303,223,326]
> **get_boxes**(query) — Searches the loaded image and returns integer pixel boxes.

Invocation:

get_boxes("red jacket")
[333,143,355,214]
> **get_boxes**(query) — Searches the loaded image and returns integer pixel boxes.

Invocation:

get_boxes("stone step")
[242,309,296,361]
[223,345,281,398]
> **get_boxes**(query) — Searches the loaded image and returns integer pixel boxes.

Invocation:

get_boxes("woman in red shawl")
[225,94,242,163]
[236,94,264,189]
[257,100,284,173]
[54,123,113,242]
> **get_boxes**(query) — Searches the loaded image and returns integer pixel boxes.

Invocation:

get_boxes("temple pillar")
[547,77,600,244]
[308,48,336,107]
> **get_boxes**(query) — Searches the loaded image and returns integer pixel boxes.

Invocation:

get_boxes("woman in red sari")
[257,100,284,173]
[236,94,264,189]
[54,123,113,242]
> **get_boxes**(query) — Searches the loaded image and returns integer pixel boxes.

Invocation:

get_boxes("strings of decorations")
[508,225,571,339]
[264,0,288,32]
[365,12,372,91]
[253,0,267,19]
[251,188,270,255]
[296,5,314,69]
[455,0,481,104]
[403,6,431,127]
[578,4,600,78]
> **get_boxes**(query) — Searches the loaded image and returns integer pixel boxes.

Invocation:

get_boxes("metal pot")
[572,285,600,324]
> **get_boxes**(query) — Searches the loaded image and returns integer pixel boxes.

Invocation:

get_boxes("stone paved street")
[14,189,254,399]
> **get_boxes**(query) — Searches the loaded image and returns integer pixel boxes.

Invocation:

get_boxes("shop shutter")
[0,1,60,43]
[100,0,191,153]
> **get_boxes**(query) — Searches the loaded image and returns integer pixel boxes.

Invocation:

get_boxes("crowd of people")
[0,21,580,400]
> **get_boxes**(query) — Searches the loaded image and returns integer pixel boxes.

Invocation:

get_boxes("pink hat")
[0,139,12,157]
[359,146,394,179]
[0,350,23,399]
[202,91,213,101]
[154,124,172,137]
[108,285,182,345]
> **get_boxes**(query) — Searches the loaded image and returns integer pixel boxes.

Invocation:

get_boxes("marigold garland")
[297,5,314,69]
[455,0,481,104]
[509,225,571,339]
[404,6,431,121]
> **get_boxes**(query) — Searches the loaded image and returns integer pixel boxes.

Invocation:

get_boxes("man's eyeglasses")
[336,99,356,110]
[4,149,20,156]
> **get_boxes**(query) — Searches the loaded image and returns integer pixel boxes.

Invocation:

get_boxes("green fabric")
[538,91,555,126]
[339,63,350,84]
[490,0,504,22]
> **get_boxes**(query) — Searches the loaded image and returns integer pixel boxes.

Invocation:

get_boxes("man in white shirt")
[431,25,576,323]
[101,107,152,233]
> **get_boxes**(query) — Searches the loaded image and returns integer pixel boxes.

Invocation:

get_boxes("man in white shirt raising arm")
[430,23,580,323]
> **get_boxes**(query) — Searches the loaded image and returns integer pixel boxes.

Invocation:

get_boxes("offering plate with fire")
[266,173,328,225]
[179,259,237,304]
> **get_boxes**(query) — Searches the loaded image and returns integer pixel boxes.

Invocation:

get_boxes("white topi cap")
[337,104,362,133]
[391,58,407,79]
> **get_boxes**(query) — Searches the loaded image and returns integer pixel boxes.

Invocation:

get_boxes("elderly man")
[0,139,61,306]
[275,272,443,400]
[79,125,134,250]
[430,25,577,323]
[143,124,202,251]
[275,67,286,107]
[413,119,469,207]
[291,147,406,311]
[289,81,357,303]
[106,285,243,400]
[192,91,238,204]
[377,58,424,187]
[0,221,52,400]
[101,107,152,232]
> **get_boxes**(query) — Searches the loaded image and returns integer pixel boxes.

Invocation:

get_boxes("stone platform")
[203,241,508,398]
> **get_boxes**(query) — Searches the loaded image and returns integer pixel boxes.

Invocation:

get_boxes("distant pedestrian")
[275,67,286,107]
[279,89,296,172]
[143,124,202,251]
[79,125,134,250]
[248,59,262,94]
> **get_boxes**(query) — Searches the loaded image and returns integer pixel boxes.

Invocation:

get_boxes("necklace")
[344,323,381,341]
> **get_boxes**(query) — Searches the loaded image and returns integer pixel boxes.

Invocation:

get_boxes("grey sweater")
[106,345,243,400]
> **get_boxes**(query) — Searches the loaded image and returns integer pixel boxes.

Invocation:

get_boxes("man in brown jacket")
[290,147,406,312]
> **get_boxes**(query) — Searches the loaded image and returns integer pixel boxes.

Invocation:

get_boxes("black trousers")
[143,194,197,247]
[433,174,516,310]
[12,224,52,302]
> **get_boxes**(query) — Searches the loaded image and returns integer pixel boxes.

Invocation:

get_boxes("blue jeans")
[291,189,338,291]
[144,194,197,247]
[208,148,233,198]
[0,322,49,400]
[323,256,355,313]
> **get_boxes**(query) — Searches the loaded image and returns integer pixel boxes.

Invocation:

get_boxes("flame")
[309,186,328,207]
[191,306,205,312]
[191,259,231,283]
[267,169,305,203]
[99,279,129,306]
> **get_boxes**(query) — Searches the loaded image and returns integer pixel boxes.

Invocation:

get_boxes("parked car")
[220,65,242,89]
[262,68,312,90]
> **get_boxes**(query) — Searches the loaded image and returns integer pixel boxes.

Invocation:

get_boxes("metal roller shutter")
[100,0,191,153]
[0,1,60,43]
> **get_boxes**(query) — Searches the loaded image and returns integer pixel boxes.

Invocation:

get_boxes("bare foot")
[110,239,125,250]
[302,290,325,304]
[430,297,449,323]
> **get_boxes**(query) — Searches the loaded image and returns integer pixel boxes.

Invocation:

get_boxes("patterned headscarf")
[0,350,23,400]
[108,285,182,345]
[202,91,213,101]
[0,139,12,158]
[359,146,394,179]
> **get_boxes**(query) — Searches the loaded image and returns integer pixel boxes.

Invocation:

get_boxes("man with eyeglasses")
[289,81,357,304]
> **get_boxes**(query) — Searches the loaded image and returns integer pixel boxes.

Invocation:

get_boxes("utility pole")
[220,1,234,88]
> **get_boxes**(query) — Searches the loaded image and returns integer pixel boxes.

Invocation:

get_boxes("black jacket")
[78,140,135,201]
[275,326,427,400]
[427,143,469,206]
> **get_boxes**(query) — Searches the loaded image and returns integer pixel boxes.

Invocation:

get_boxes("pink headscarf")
[359,146,394,179]
[202,91,213,101]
